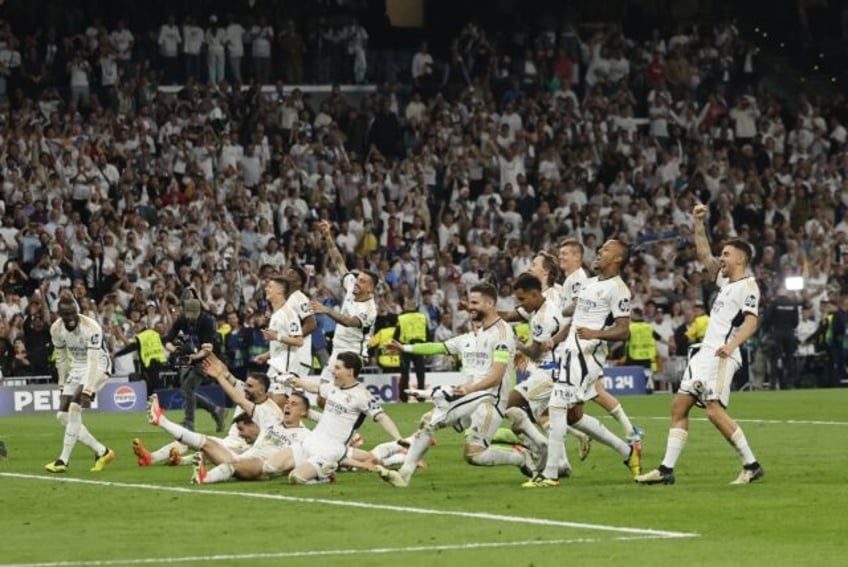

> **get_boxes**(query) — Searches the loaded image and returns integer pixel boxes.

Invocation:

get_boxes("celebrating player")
[636,204,764,485]
[45,296,115,473]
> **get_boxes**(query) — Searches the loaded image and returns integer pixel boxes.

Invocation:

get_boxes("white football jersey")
[443,331,478,383]
[224,395,284,443]
[563,275,631,360]
[529,298,562,367]
[460,318,515,409]
[702,275,759,362]
[51,314,112,381]
[315,381,383,447]
[242,423,311,458]
[268,304,302,374]
[285,289,314,373]
[561,267,589,313]
[331,273,377,357]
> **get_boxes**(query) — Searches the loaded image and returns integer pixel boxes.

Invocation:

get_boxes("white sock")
[59,404,82,464]
[608,404,636,438]
[308,408,323,422]
[573,414,630,459]
[151,441,187,465]
[469,447,524,466]
[76,425,106,457]
[505,407,548,451]
[398,430,432,478]
[543,410,568,479]
[661,428,688,469]
[567,425,589,442]
[730,428,756,466]
[204,463,235,484]
[159,415,205,449]
[371,441,401,461]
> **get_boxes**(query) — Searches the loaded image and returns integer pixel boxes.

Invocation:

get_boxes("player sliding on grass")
[636,204,764,485]
[376,282,537,488]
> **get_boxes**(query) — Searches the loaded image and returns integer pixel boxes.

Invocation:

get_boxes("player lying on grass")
[133,357,284,466]
[249,352,407,485]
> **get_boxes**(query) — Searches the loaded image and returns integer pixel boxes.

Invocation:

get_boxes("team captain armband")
[493,344,510,363]
[408,343,449,356]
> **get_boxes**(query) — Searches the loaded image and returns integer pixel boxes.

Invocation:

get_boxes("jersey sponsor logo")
[112,385,137,410]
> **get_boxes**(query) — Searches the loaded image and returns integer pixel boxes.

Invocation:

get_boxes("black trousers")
[398,353,426,402]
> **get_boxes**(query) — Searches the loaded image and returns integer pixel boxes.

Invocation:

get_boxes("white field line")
[0,535,676,567]
[0,472,698,540]
[632,416,848,426]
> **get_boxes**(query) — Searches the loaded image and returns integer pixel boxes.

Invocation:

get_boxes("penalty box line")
[0,535,681,567]
[0,472,698,540]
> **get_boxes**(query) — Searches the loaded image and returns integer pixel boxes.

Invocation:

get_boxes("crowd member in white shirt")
[225,17,246,84]
[158,15,182,84]
[250,17,274,84]
[183,17,205,82]
[206,16,226,86]
[110,20,134,77]
[67,52,91,108]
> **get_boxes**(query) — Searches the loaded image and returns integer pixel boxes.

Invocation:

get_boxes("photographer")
[162,298,227,432]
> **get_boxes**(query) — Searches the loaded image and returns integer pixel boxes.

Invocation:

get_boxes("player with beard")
[376,283,536,488]
[636,204,764,485]
[133,362,283,466]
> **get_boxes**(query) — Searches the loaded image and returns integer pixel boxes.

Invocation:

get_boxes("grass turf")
[0,389,846,566]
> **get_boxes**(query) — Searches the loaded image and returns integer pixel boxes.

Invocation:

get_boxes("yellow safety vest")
[137,329,167,368]
[369,326,400,368]
[628,321,657,370]
[397,312,428,344]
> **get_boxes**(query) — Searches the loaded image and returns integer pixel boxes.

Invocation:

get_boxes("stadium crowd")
[0,8,846,391]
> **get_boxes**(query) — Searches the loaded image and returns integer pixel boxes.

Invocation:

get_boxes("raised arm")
[201,354,255,413]
[318,220,349,278]
[693,203,721,280]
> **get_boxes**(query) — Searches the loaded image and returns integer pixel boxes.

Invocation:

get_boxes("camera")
[169,336,198,367]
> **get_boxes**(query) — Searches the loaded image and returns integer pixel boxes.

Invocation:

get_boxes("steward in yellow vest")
[625,307,660,391]
[114,326,168,391]
[395,299,428,402]
[369,325,400,370]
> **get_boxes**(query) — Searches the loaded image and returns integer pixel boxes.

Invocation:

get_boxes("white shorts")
[679,349,738,408]
[514,366,553,420]
[291,435,346,480]
[62,354,111,397]
[427,389,502,447]
[548,349,604,409]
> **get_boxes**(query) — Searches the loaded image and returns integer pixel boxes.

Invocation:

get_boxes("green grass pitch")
[0,389,846,567]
